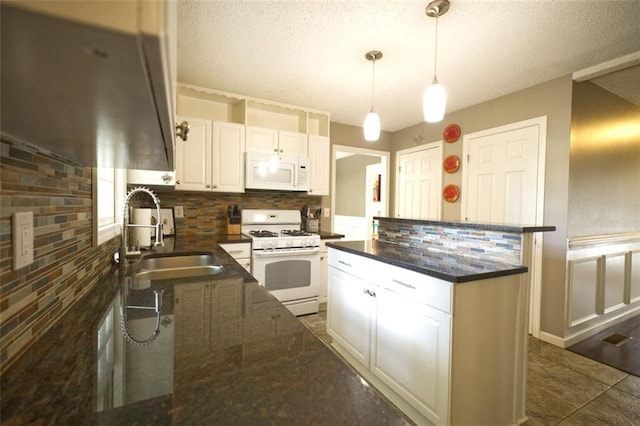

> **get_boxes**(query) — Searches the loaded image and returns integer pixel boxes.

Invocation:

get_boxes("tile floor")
[299,309,640,425]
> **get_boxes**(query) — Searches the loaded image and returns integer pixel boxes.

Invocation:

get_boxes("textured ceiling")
[177,0,640,132]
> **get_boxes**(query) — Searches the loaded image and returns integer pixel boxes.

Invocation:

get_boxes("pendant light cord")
[370,57,376,113]
[433,14,439,83]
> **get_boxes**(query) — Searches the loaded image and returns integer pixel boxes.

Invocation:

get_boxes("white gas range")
[241,209,321,316]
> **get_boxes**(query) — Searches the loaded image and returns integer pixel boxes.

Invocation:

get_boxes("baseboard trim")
[539,307,640,348]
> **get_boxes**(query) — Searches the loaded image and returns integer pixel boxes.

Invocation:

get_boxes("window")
[93,167,126,246]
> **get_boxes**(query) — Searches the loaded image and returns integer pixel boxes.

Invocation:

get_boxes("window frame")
[93,167,126,246]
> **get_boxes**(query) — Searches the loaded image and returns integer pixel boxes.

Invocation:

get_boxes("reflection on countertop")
[0,236,411,425]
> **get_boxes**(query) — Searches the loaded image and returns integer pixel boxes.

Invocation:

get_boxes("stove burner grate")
[249,230,279,238]
[281,229,312,237]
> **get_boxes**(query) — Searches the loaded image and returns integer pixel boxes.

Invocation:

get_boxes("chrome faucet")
[121,187,164,260]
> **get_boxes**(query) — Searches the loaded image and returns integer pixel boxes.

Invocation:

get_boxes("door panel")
[466,125,539,224]
[398,145,442,219]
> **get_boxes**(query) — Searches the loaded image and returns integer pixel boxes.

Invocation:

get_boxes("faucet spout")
[121,187,164,260]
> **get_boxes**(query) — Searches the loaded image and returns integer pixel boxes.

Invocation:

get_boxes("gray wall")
[393,75,574,338]
[568,81,640,237]
[335,154,381,217]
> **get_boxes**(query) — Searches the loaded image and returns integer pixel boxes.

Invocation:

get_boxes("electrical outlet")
[174,206,184,218]
[12,211,34,270]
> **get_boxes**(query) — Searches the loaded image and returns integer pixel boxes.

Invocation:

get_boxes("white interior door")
[462,116,547,336]
[464,126,540,224]
[396,143,442,219]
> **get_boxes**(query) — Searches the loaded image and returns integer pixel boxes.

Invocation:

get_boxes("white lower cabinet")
[319,239,341,305]
[327,266,372,365]
[372,282,451,424]
[218,242,251,273]
[328,249,451,425]
[328,247,527,426]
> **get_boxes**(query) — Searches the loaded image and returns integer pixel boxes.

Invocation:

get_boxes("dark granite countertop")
[375,216,556,233]
[326,240,528,283]
[0,236,411,425]
[316,231,345,240]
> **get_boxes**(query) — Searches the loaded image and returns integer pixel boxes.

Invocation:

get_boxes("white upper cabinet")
[308,135,330,195]
[276,130,308,157]
[175,116,211,191]
[174,116,245,193]
[246,127,308,157]
[245,127,278,153]
[176,84,330,193]
[211,122,245,192]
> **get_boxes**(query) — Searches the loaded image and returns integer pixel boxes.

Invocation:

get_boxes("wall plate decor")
[443,124,461,143]
[443,184,460,202]
[443,155,460,173]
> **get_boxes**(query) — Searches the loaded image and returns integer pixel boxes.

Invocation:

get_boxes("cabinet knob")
[279,149,284,153]
[213,184,218,189]
[176,120,190,141]
[176,180,181,185]
[206,184,211,188]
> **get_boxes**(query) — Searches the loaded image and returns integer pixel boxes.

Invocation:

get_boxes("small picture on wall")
[373,174,381,202]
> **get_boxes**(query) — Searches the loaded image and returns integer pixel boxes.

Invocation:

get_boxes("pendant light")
[363,50,382,141]
[423,0,450,123]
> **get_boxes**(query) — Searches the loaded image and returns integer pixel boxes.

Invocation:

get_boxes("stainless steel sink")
[132,252,224,287]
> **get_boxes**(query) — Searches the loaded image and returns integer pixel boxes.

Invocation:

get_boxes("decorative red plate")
[443,155,460,173]
[443,184,460,202]
[443,124,461,143]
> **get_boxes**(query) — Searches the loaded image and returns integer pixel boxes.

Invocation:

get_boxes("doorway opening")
[331,144,390,240]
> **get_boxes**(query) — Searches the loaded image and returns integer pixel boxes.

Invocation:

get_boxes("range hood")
[1,1,177,170]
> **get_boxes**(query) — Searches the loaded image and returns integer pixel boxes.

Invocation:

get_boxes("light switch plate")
[174,206,184,218]
[323,208,330,218]
[13,211,34,270]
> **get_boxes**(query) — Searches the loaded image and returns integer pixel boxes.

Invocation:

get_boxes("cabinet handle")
[338,260,352,267]
[227,250,243,254]
[363,288,376,298]
[176,120,190,141]
[392,279,416,289]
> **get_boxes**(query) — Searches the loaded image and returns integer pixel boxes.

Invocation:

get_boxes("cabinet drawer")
[328,249,380,276]
[377,265,452,314]
[218,242,251,259]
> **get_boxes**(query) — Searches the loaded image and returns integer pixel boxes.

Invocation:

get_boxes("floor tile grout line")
[553,382,616,425]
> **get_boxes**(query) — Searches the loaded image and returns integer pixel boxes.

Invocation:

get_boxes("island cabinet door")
[371,283,452,426]
[327,266,373,367]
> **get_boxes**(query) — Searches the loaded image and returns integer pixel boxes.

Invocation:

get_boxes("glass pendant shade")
[363,111,381,141]
[423,79,447,123]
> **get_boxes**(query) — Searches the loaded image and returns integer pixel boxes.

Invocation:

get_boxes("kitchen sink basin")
[132,252,224,287]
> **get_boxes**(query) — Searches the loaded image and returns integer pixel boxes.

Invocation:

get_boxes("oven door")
[252,249,320,303]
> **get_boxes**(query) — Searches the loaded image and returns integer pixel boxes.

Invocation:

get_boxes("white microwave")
[245,152,309,191]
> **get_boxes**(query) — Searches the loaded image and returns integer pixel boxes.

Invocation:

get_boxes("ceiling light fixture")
[423,0,450,123]
[364,50,382,141]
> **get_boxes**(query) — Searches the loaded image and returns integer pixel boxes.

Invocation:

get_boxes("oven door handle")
[253,248,320,257]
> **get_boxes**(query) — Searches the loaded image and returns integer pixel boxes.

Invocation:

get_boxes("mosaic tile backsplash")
[377,218,523,265]
[132,189,322,237]
[1,139,322,373]
[0,140,119,374]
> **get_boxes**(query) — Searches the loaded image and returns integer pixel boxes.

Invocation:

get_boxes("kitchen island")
[326,218,555,426]
[0,235,411,425]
